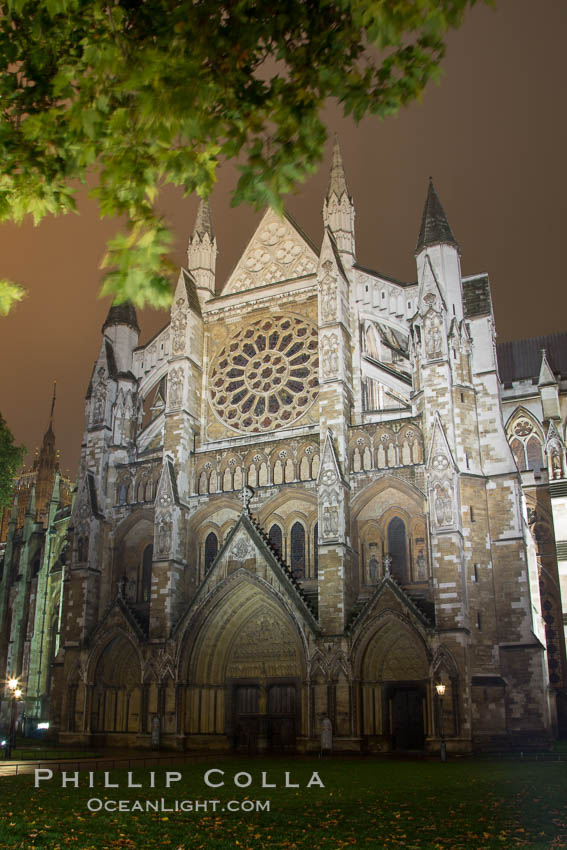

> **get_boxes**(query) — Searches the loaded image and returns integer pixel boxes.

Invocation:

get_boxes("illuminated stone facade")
[4,145,566,751]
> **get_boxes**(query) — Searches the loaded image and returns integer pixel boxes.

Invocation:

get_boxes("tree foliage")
[0,0,485,311]
[0,414,25,507]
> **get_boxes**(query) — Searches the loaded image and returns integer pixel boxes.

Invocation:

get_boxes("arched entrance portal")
[181,578,306,752]
[90,635,142,734]
[359,618,429,751]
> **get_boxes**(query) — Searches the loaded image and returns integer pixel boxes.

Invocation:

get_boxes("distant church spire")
[326,136,352,202]
[49,380,56,425]
[416,178,458,253]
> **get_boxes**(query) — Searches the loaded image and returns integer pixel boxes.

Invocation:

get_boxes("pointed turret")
[102,301,140,334]
[101,300,139,373]
[415,178,463,323]
[538,349,561,420]
[188,198,217,305]
[326,136,352,204]
[416,178,458,254]
[323,137,355,260]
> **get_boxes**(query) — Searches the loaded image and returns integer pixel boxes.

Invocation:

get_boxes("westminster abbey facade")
[1,144,566,752]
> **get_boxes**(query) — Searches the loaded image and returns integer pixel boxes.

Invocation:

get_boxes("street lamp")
[435,682,447,763]
[5,677,23,760]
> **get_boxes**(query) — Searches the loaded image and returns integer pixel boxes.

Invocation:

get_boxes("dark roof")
[496,333,567,383]
[462,274,492,318]
[182,269,202,316]
[416,178,458,253]
[102,301,140,333]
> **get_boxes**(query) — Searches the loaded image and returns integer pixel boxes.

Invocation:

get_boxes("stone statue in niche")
[323,505,339,537]
[321,263,337,322]
[171,300,187,354]
[320,714,332,754]
[369,557,379,583]
[92,368,106,423]
[434,487,443,525]
[425,313,443,359]
[157,515,172,557]
[443,490,453,524]
[168,367,183,409]
[322,334,339,378]
[551,448,563,480]
[416,549,426,580]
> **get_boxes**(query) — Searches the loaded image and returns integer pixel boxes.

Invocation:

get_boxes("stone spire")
[323,136,355,259]
[188,197,217,305]
[416,178,458,254]
[326,136,352,203]
[192,198,214,240]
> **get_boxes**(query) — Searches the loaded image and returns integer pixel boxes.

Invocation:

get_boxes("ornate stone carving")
[156,514,172,557]
[209,314,319,433]
[224,211,317,294]
[434,484,453,526]
[168,367,184,409]
[321,333,339,378]
[230,537,254,561]
[171,299,187,354]
[425,312,443,359]
[92,367,107,424]
[322,504,339,537]
[514,419,533,437]
[320,260,337,322]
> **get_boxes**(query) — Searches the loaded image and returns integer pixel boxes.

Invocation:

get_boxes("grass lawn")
[0,757,565,849]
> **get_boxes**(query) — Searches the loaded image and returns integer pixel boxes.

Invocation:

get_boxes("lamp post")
[6,678,23,760]
[435,682,447,763]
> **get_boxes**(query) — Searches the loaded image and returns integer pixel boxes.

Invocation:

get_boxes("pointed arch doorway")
[359,618,430,751]
[180,577,306,752]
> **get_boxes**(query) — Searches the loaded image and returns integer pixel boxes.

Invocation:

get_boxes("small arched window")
[269,524,283,559]
[205,532,218,572]
[118,482,128,505]
[140,544,153,602]
[290,522,305,579]
[388,517,408,584]
[526,437,544,472]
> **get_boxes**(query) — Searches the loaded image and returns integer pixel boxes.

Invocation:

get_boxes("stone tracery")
[209,314,319,433]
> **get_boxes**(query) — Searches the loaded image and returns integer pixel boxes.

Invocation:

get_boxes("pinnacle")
[416,178,458,253]
[326,136,351,202]
[192,197,214,240]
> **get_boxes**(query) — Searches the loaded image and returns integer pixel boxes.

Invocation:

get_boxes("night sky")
[1,0,566,477]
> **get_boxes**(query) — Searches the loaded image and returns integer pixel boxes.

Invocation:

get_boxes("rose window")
[209,314,319,432]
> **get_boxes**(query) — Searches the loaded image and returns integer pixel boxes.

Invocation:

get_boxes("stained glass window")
[388,517,408,584]
[290,522,305,579]
[269,524,283,559]
[205,532,218,572]
[141,544,153,602]
[209,314,319,433]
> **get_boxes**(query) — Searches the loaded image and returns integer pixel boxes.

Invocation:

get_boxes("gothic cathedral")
[2,143,566,752]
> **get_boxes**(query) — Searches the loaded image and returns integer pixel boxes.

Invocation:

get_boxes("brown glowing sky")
[1,0,566,477]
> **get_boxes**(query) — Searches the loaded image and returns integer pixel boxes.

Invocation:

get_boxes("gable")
[221,208,319,295]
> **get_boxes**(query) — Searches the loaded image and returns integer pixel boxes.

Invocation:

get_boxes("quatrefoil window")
[209,314,319,433]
